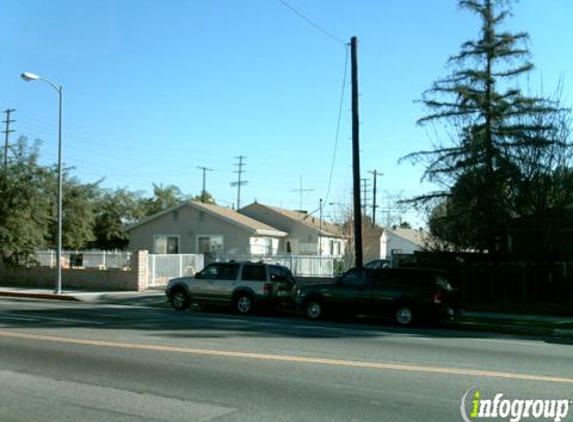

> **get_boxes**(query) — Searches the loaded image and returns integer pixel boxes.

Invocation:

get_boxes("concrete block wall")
[0,250,149,292]
[296,276,334,286]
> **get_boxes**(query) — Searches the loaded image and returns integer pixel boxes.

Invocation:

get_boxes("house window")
[262,238,272,254]
[334,241,341,256]
[197,235,224,254]
[251,237,273,255]
[154,235,179,254]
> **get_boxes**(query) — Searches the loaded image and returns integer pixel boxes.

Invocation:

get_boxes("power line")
[275,0,346,46]
[324,45,349,204]
[231,155,248,209]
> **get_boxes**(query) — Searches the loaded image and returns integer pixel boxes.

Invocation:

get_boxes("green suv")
[296,267,458,326]
[166,262,298,315]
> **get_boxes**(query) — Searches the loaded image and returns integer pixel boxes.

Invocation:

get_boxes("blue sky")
[2,0,572,227]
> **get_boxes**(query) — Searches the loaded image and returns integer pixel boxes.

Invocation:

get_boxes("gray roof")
[241,203,346,238]
[126,201,287,237]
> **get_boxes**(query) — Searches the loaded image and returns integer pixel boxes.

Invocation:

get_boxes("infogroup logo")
[460,387,571,422]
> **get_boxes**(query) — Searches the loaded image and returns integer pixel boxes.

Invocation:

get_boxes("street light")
[21,72,63,294]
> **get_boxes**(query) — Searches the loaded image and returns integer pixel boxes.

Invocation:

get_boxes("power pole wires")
[292,175,314,211]
[231,155,248,209]
[361,178,370,217]
[3,109,16,169]
[275,0,346,46]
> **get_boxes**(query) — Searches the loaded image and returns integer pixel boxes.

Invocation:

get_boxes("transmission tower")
[3,109,16,169]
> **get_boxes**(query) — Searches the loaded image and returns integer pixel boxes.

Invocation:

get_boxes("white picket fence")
[215,254,339,277]
[147,254,205,287]
[34,250,132,269]
[33,250,333,286]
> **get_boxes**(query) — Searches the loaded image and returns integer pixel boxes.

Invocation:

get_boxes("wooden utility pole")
[197,166,212,203]
[351,36,363,268]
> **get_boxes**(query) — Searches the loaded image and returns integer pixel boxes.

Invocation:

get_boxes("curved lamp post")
[21,72,63,294]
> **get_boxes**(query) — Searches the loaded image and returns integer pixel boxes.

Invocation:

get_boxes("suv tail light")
[433,291,442,304]
[263,283,273,295]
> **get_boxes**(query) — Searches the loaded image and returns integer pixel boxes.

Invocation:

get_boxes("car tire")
[394,304,415,327]
[234,293,254,315]
[170,288,190,311]
[304,298,324,321]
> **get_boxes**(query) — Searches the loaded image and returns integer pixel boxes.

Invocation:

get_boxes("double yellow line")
[1,329,571,384]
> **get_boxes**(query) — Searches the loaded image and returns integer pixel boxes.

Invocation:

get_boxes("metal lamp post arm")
[21,73,64,294]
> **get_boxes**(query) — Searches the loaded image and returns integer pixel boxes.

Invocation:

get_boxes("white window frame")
[153,235,180,254]
[196,235,224,254]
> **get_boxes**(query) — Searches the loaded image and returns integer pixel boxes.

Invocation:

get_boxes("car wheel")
[305,299,324,321]
[171,288,189,311]
[234,293,253,315]
[394,305,415,326]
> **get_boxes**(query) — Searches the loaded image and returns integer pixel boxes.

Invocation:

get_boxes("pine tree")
[404,0,557,254]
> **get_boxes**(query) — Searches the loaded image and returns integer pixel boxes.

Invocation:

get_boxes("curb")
[0,291,80,302]
[447,320,573,339]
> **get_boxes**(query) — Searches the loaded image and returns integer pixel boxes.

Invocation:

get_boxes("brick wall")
[0,250,149,292]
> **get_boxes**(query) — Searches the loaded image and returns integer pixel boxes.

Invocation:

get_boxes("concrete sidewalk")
[0,286,167,306]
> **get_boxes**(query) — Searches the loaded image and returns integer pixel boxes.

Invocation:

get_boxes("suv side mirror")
[335,276,342,285]
[195,272,203,279]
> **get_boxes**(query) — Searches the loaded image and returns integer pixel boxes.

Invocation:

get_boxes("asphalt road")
[0,297,571,422]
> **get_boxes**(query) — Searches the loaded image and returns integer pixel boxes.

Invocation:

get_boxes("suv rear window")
[216,263,240,280]
[201,263,240,280]
[341,268,368,285]
[269,265,294,283]
[241,264,267,281]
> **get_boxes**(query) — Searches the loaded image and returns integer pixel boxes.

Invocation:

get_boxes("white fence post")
[151,255,156,287]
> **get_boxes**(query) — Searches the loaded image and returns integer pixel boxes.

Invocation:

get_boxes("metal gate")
[147,254,204,287]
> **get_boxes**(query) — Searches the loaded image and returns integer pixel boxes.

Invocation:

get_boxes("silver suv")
[166,262,298,314]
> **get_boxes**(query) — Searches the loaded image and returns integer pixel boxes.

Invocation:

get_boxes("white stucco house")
[364,226,432,262]
[126,201,287,256]
[239,202,347,257]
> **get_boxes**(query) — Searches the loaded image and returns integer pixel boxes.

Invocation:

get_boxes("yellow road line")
[0,329,571,384]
